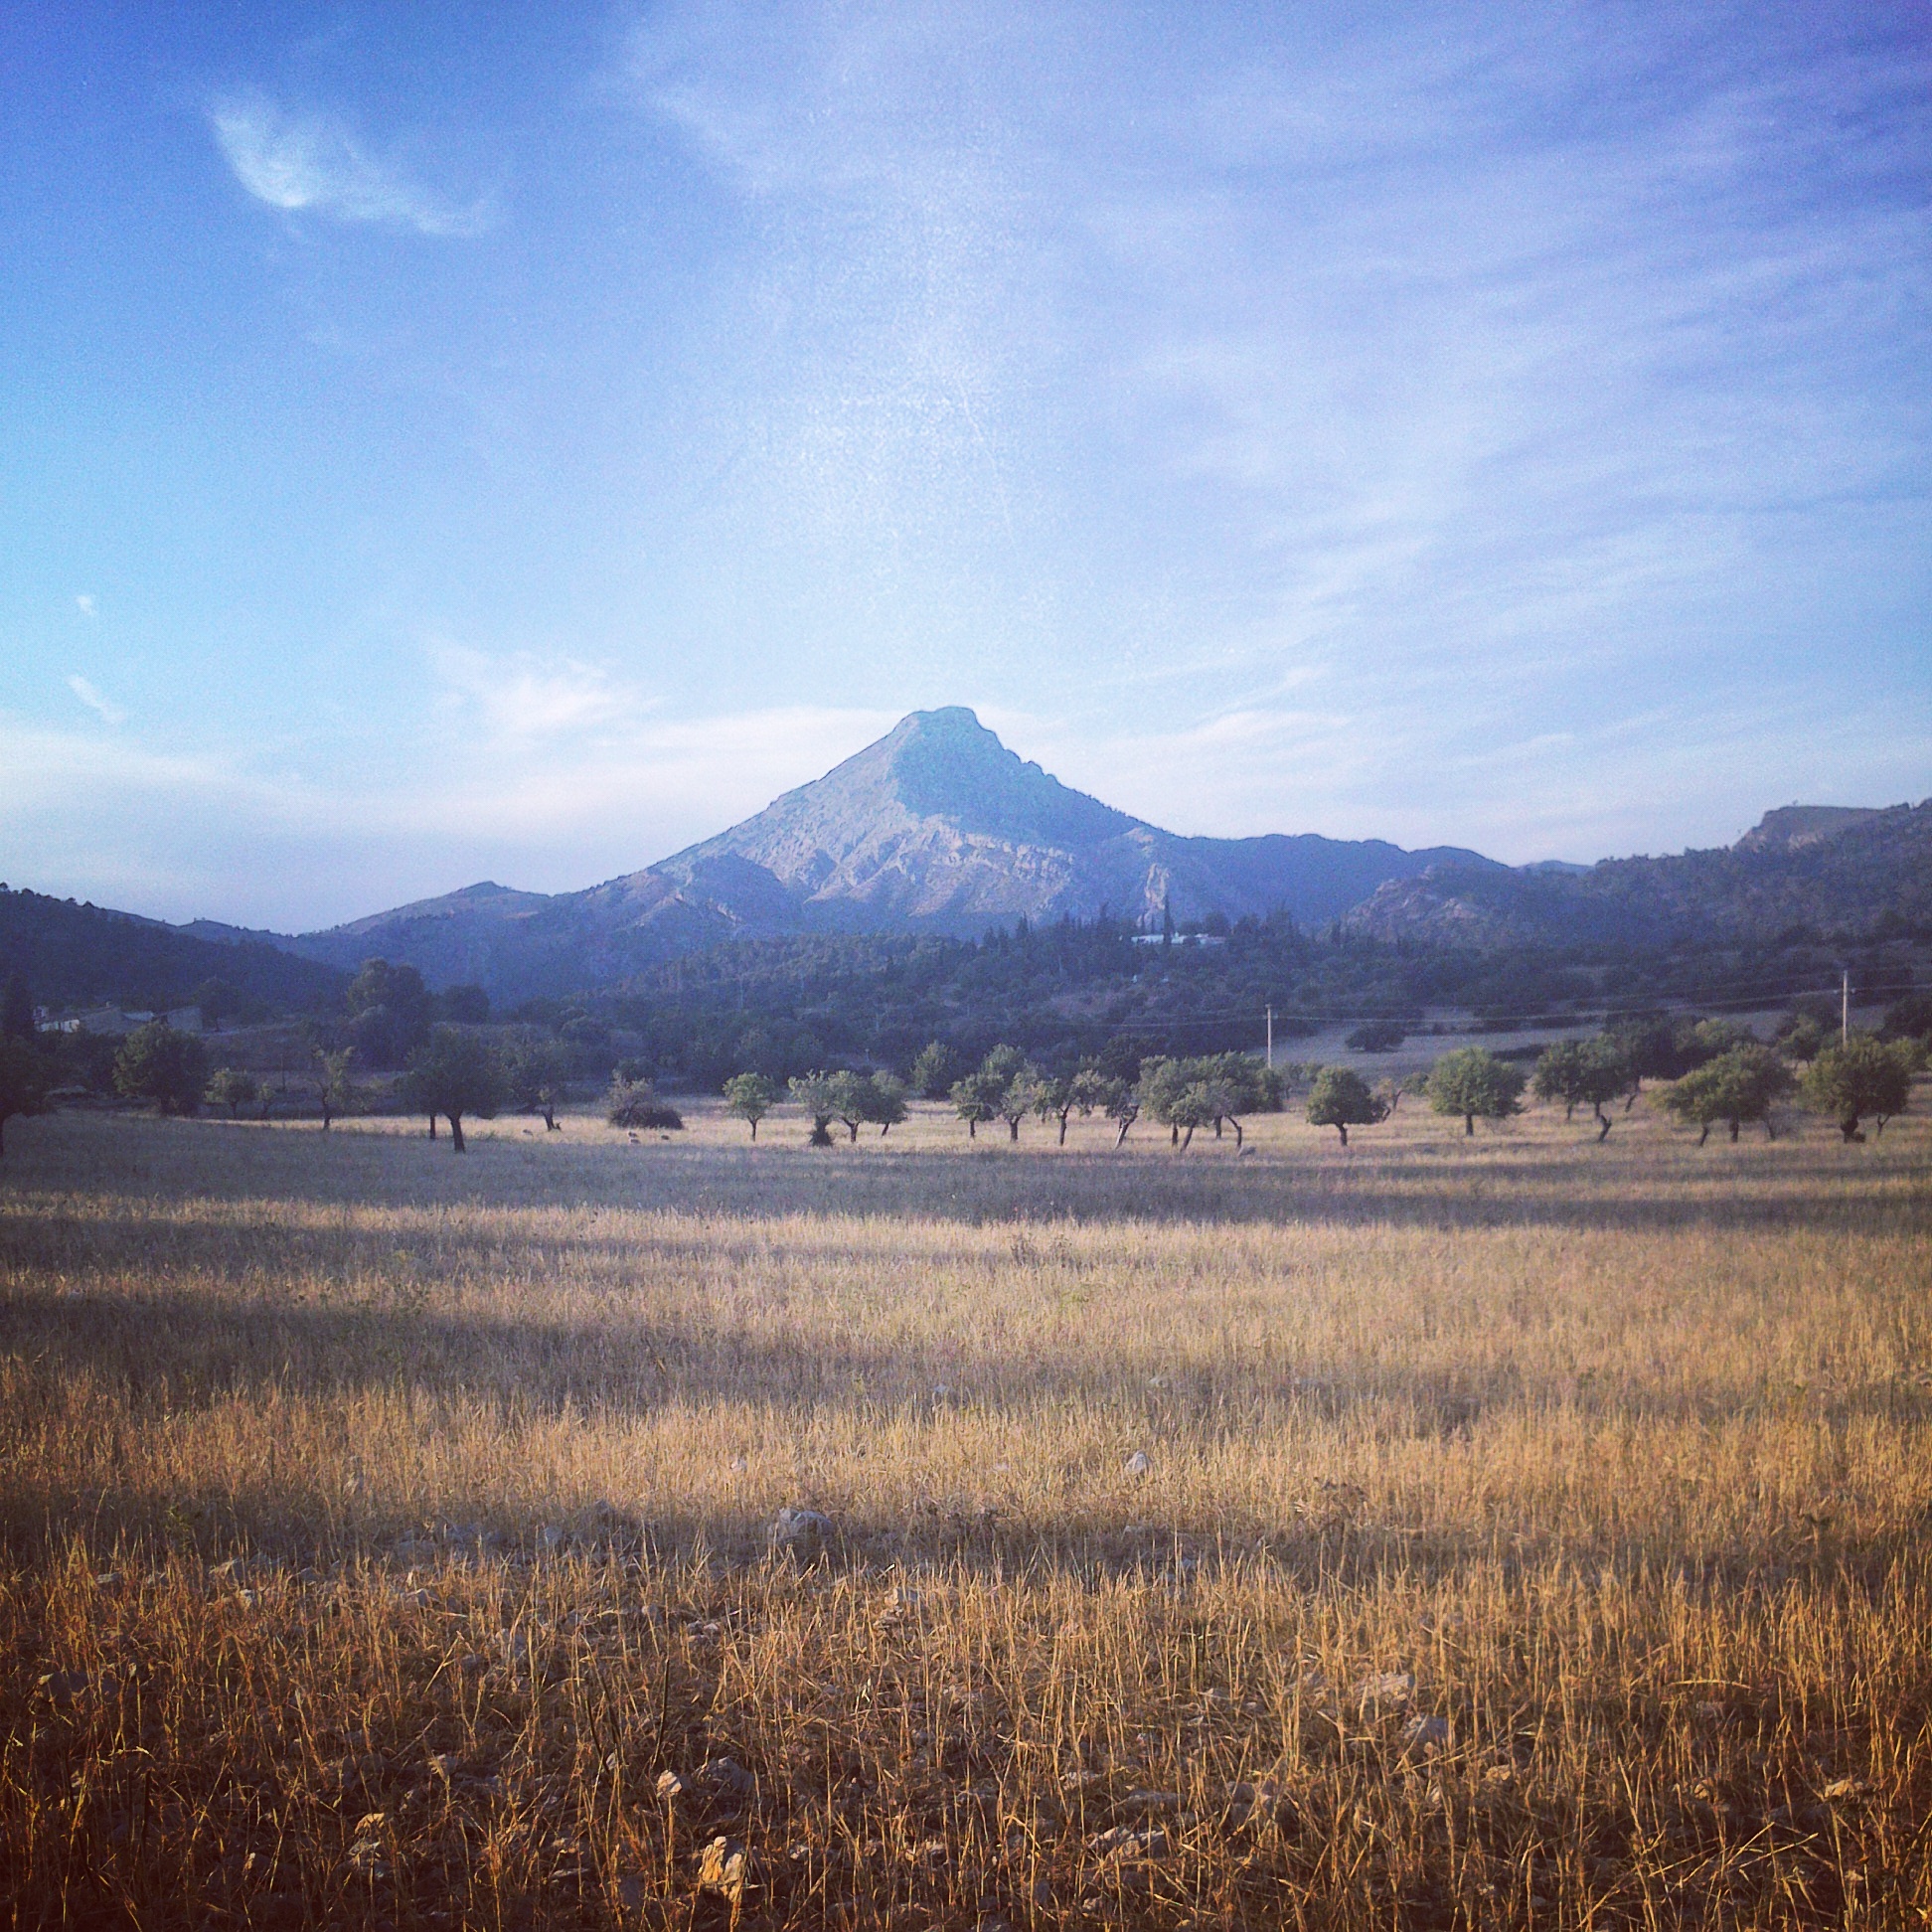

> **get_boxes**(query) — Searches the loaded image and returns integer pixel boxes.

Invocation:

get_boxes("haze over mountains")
[11,708,1924,1011]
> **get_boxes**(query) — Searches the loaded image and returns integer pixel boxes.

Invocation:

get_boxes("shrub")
[1345,1019,1405,1052]
[607,1077,685,1132]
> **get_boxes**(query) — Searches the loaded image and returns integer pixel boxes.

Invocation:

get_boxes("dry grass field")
[1,1095,1928,1928]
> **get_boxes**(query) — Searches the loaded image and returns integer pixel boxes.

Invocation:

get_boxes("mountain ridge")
[1346,799,1932,948]
[22,711,1918,1006]
[266,707,1504,996]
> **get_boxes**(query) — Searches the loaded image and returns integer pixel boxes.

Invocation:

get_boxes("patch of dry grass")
[1,1101,1928,1927]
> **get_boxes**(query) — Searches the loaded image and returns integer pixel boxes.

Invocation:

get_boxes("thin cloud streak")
[65,676,124,726]
[210,91,493,237]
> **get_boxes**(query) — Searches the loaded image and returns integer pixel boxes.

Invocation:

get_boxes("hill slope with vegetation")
[1348,800,1932,947]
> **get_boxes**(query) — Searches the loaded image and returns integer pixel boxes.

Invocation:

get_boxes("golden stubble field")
[1,1096,1928,1929]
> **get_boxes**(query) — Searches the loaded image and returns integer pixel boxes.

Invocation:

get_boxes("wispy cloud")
[430,644,643,741]
[74,593,96,618]
[66,676,124,726]
[210,91,492,237]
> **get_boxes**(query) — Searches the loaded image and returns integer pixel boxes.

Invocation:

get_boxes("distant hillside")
[273,708,1504,997]
[0,887,346,1013]
[1347,800,1932,947]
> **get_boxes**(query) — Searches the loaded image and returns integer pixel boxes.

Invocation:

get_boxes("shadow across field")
[7,1272,1924,1450]
[6,1113,1927,1238]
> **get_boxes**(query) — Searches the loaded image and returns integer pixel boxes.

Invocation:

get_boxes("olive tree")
[314,1047,358,1130]
[723,1070,779,1140]
[1663,1044,1796,1144]
[205,1066,258,1118]
[1136,1057,1193,1147]
[1100,1075,1139,1147]
[1803,1035,1915,1141]
[502,1034,571,1130]
[1532,1037,1632,1141]
[402,1028,506,1151]
[994,1063,1042,1143]
[862,1070,909,1135]
[788,1071,840,1147]
[1426,1046,1526,1136]
[1305,1065,1388,1146]
[827,1069,872,1143]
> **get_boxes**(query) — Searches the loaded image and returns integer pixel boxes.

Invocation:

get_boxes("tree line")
[1,961,1923,1158]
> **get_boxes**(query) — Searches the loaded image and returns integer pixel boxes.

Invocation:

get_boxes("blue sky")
[2,2,1927,929]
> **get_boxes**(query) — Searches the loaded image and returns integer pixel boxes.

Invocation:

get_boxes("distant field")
[1,1100,1928,1927]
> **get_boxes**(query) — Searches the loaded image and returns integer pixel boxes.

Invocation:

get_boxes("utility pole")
[1265,1006,1273,1069]
[1843,969,1850,1046]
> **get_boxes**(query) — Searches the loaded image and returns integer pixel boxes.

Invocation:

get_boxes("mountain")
[1346,799,1932,948]
[649,708,1501,934]
[274,708,1504,997]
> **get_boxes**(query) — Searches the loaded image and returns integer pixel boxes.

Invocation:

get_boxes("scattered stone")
[1222,1779,1289,1828]
[1403,1714,1450,1753]
[345,1836,389,1877]
[700,1756,752,1798]
[234,1587,261,1610]
[457,1652,487,1676]
[1823,1777,1870,1802]
[874,1585,921,1631]
[932,1383,955,1402]
[1125,1451,1152,1481]
[767,1506,833,1559]
[395,1587,431,1610]
[38,1670,91,1709]
[1087,1824,1170,1862]
[656,1769,689,1803]
[428,1754,459,1782]
[1356,1671,1415,1716]
[1119,1790,1186,1817]
[496,1628,531,1668]
[694,1836,752,1904]
[536,1524,565,1554]
[208,1557,247,1587]
[92,1570,122,1595]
